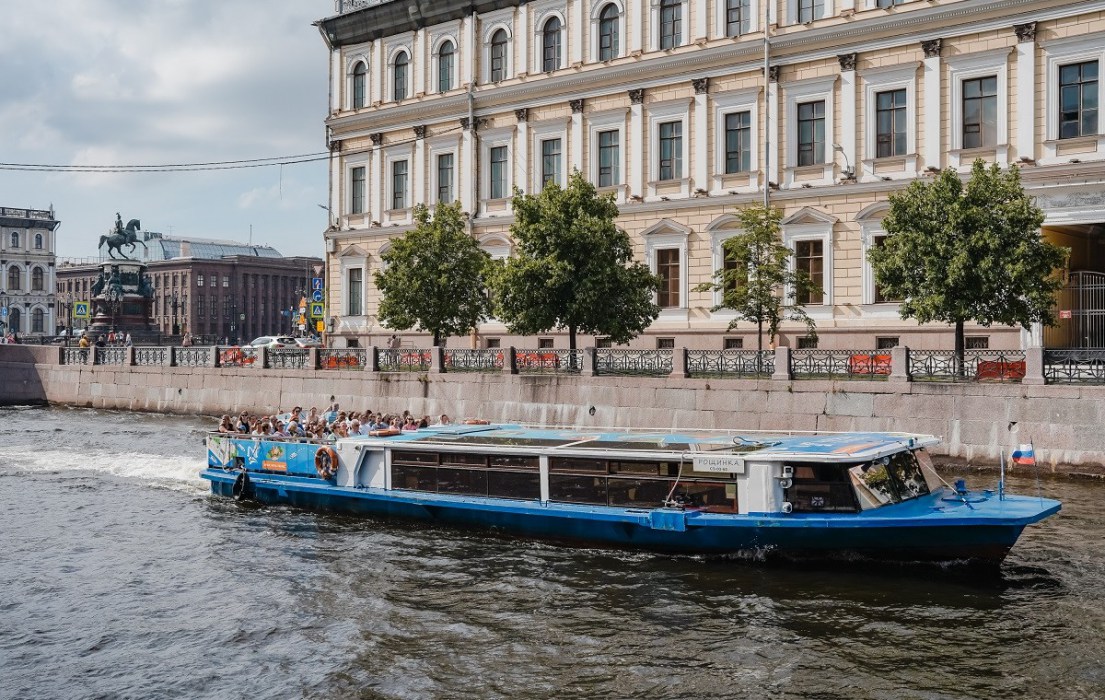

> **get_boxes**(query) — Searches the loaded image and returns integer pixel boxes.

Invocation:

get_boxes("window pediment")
[780,207,837,226]
[640,218,691,238]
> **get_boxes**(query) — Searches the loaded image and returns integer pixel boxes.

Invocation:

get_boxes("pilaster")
[922,39,942,170]
[838,54,857,180]
[1015,23,1037,163]
[693,79,709,194]
[629,89,644,197]
[570,99,584,173]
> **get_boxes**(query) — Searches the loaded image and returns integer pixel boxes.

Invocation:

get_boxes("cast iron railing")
[270,348,310,370]
[687,350,774,378]
[62,347,88,365]
[134,346,169,366]
[95,347,127,366]
[909,350,1026,383]
[320,348,366,370]
[1043,349,1105,384]
[444,349,503,372]
[217,346,254,367]
[377,348,431,372]
[515,349,584,374]
[791,350,892,380]
[175,347,211,367]
[595,349,673,376]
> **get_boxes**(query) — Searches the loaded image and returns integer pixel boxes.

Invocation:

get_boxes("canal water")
[1,406,1103,700]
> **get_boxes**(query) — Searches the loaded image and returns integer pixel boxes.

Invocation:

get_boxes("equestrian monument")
[88,213,158,339]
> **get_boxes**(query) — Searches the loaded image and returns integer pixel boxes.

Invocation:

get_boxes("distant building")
[56,236,322,343]
[0,206,60,337]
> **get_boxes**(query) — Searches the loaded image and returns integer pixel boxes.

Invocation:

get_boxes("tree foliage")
[490,170,660,349]
[868,160,1068,357]
[695,205,819,350]
[374,201,492,346]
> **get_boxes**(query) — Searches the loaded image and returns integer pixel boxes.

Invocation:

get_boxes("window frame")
[712,89,760,193]
[721,0,753,38]
[1043,35,1105,163]
[946,49,1011,168]
[350,165,367,215]
[540,137,563,191]
[657,120,683,181]
[653,0,686,51]
[486,27,512,84]
[539,15,564,73]
[347,267,364,317]
[860,64,918,179]
[435,38,456,93]
[436,152,455,204]
[489,145,509,199]
[646,100,691,199]
[874,88,908,158]
[781,215,835,313]
[595,2,622,62]
[480,129,514,206]
[531,120,569,192]
[1059,61,1098,140]
[588,110,626,194]
[788,0,830,25]
[783,76,836,187]
[642,219,690,319]
[351,60,368,109]
[390,48,411,102]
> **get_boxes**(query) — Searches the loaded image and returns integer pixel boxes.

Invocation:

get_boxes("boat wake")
[0,446,207,494]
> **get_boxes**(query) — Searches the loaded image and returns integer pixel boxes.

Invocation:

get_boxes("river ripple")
[0,406,1102,700]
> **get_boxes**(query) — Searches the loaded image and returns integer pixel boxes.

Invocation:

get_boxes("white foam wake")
[0,446,209,494]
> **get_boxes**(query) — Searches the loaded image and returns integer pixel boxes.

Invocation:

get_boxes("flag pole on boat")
[998,449,1005,501]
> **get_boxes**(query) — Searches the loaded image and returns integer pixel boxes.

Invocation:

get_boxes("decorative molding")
[768,66,780,82]
[514,108,528,122]
[921,38,943,59]
[570,98,584,113]
[692,77,709,94]
[460,117,471,130]
[1014,21,1037,43]
[837,53,858,72]
[413,125,426,138]
[369,132,383,145]
[628,88,644,104]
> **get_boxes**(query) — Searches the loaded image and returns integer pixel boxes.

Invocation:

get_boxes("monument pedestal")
[86,261,158,342]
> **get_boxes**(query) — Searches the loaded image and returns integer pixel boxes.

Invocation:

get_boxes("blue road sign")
[0,308,6,318]
[311,289,324,302]
[311,278,324,291]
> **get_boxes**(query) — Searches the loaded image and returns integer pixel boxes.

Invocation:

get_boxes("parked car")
[292,337,321,348]
[243,335,296,351]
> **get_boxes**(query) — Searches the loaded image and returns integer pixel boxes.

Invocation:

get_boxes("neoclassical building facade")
[317,0,1105,351]
[0,206,60,337]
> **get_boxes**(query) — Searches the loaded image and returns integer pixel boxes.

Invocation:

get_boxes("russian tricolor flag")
[1011,444,1036,466]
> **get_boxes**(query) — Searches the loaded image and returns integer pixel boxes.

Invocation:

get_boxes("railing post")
[126,346,136,366]
[256,347,268,369]
[504,346,518,374]
[169,346,177,367]
[57,345,65,365]
[583,347,597,377]
[431,346,445,373]
[673,347,689,378]
[212,346,221,368]
[890,345,911,383]
[1023,346,1045,386]
[772,346,792,381]
[308,348,320,370]
[366,346,380,372]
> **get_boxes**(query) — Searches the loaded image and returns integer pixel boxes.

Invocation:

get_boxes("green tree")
[695,205,819,352]
[868,160,1068,366]
[491,170,660,350]
[374,201,492,346]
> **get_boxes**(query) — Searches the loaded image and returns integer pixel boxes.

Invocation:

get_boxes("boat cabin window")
[391,450,541,500]
[785,463,859,513]
[848,450,931,508]
[548,456,737,512]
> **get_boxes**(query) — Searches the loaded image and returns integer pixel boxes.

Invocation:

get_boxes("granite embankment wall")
[2,345,1104,474]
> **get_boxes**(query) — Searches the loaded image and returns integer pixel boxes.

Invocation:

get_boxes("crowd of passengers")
[216,403,453,439]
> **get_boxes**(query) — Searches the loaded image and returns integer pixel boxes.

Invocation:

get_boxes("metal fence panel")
[176,347,211,367]
[595,349,673,376]
[134,346,169,366]
[1044,349,1105,384]
[909,350,1026,383]
[270,348,310,370]
[687,350,774,378]
[791,350,892,380]
[320,348,366,370]
[444,349,503,372]
[377,348,431,372]
[515,349,583,374]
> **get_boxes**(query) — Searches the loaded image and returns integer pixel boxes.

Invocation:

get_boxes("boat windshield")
[848,450,932,509]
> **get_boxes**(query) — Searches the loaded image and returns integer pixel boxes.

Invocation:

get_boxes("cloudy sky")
[0,0,334,259]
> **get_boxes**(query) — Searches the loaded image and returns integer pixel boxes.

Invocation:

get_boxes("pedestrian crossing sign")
[73,302,91,319]
[309,302,325,319]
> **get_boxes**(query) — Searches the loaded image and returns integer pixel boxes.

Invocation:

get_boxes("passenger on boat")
[439,414,451,425]
[218,415,235,434]
[402,416,419,431]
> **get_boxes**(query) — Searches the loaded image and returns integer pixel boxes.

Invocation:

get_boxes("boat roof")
[344,424,939,463]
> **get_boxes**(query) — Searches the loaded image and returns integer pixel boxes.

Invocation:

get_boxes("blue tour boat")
[202,423,1060,566]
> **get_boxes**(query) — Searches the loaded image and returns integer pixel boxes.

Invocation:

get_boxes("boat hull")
[205,470,1050,567]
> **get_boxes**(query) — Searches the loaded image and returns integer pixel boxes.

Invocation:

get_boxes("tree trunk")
[954,320,965,378]
[568,323,577,370]
[433,331,442,347]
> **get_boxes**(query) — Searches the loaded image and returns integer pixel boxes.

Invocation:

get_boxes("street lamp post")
[170,291,180,336]
[60,292,74,346]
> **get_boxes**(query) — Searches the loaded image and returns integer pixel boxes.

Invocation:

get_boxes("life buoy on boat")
[315,446,339,480]
[463,418,490,425]
[367,428,402,437]
[232,470,253,501]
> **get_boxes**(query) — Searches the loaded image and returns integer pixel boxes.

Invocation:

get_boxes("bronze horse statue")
[99,219,148,260]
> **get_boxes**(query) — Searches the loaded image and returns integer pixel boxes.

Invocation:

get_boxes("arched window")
[599,4,620,61]
[32,308,44,334]
[7,266,20,290]
[10,232,18,248]
[31,267,44,291]
[35,233,44,250]
[8,307,20,333]
[438,41,455,92]
[489,29,508,82]
[352,62,367,109]
[393,51,409,101]
[542,17,562,73]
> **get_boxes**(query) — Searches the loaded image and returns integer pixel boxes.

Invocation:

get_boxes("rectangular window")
[596,337,612,348]
[723,337,743,350]
[598,130,620,186]
[438,49,453,92]
[223,276,229,288]
[352,166,366,214]
[876,336,900,350]
[875,88,908,158]
[797,100,826,166]
[658,121,682,180]
[795,240,824,305]
[797,336,818,349]
[659,0,682,50]
[197,294,205,319]
[347,268,362,316]
[726,0,750,36]
[541,138,562,189]
[1059,61,1098,140]
[798,0,824,23]
[391,160,408,210]
[657,248,681,308]
[962,76,998,149]
[965,336,990,350]
[538,337,554,349]
[656,337,675,349]
[490,146,508,199]
[197,275,204,287]
[437,153,454,203]
[485,337,501,349]
[724,111,752,173]
[876,0,905,6]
